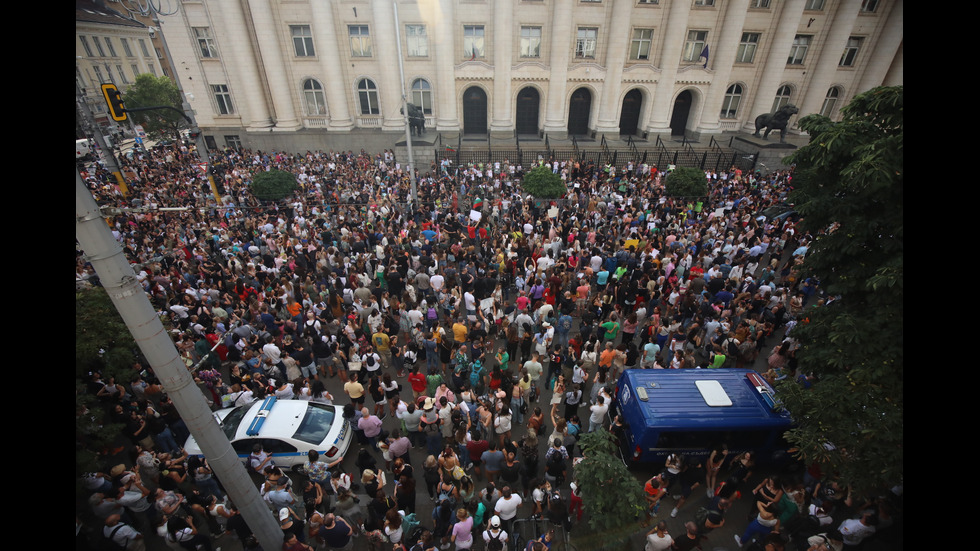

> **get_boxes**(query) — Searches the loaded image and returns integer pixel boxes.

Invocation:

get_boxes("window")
[117,65,129,84]
[121,38,133,57]
[520,26,542,58]
[357,79,380,115]
[93,66,105,83]
[750,0,771,7]
[787,35,811,65]
[80,36,94,57]
[155,48,163,59]
[104,37,117,57]
[194,27,218,58]
[412,78,433,115]
[683,30,708,62]
[463,25,485,59]
[771,85,792,112]
[212,84,233,114]
[575,27,597,59]
[225,135,242,149]
[291,25,315,57]
[93,36,107,57]
[630,29,654,60]
[860,0,878,12]
[302,79,327,115]
[406,25,428,57]
[132,64,140,77]
[720,84,742,119]
[138,39,150,58]
[637,0,659,4]
[839,37,862,67]
[148,63,157,76]
[693,0,715,5]
[820,87,841,118]
[736,32,759,63]
[349,25,372,57]
[805,0,825,9]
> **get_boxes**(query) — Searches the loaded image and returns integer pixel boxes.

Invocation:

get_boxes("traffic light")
[101,84,127,122]
[188,128,202,140]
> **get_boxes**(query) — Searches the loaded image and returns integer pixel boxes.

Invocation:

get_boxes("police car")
[184,397,352,472]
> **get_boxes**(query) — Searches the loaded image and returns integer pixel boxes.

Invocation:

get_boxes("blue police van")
[615,368,793,466]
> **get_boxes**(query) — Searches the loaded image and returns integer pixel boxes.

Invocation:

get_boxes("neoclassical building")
[156,0,902,149]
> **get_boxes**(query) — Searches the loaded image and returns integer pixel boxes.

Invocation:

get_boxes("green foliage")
[76,287,135,476]
[76,287,139,381]
[779,86,903,495]
[521,165,567,199]
[664,166,708,197]
[250,169,300,202]
[123,73,185,140]
[576,429,646,532]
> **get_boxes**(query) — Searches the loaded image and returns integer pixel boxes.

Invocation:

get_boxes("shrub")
[664,166,708,198]
[521,165,567,199]
[250,169,299,202]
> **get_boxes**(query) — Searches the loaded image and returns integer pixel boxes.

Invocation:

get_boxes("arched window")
[303,79,327,115]
[820,87,841,118]
[771,85,792,112]
[720,84,742,119]
[357,78,380,115]
[411,78,433,115]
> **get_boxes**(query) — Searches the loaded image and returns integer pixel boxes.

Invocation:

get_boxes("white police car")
[184,397,352,472]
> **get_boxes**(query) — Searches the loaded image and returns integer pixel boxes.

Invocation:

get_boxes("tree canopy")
[250,169,300,202]
[664,166,708,198]
[576,429,646,534]
[521,165,567,199]
[123,73,185,140]
[778,86,903,495]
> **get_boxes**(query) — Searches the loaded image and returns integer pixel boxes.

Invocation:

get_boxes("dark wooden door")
[619,89,642,136]
[515,87,540,135]
[567,88,592,136]
[669,90,692,137]
[463,86,487,135]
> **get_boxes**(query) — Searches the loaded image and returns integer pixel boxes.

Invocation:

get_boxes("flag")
[700,44,710,68]
[445,145,456,152]
[470,47,476,61]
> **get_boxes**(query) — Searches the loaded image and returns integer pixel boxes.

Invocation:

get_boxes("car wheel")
[291,464,306,475]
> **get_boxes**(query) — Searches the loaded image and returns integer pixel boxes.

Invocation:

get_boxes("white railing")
[358,116,383,127]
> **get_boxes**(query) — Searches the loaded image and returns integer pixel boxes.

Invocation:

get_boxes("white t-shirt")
[589,402,608,424]
[494,494,523,520]
[645,532,673,551]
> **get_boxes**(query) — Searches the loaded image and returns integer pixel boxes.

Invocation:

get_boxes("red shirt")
[408,372,427,393]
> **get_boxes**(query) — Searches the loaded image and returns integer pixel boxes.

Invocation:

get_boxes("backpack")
[486,530,505,551]
[469,361,484,387]
[99,523,129,551]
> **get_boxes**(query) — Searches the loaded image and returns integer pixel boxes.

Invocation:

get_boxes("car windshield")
[218,405,251,440]
[292,402,338,445]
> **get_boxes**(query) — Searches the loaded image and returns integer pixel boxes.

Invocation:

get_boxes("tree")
[250,169,299,202]
[521,165,567,199]
[76,287,139,474]
[123,73,185,140]
[575,429,646,534]
[778,86,903,495]
[663,166,708,198]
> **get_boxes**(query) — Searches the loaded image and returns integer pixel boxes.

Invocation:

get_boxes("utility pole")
[75,170,282,550]
[393,1,419,209]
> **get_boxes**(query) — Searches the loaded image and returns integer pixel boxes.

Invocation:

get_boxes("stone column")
[856,0,903,92]
[797,0,862,118]
[311,0,353,130]
[742,0,806,132]
[696,0,749,134]
[542,0,573,134]
[593,0,633,136]
[214,0,273,130]
[431,0,459,131]
[371,0,407,131]
[645,0,691,134]
[490,0,515,134]
[245,0,300,130]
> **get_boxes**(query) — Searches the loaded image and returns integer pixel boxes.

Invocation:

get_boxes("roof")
[236,398,308,438]
[617,368,792,431]
[76,0,146,29]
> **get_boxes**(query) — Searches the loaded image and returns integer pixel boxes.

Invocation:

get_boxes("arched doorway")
[669,90,692,137]
[462,86,487,135]
[619,89,642,136]
[515,87,540,135]
[567,87,592,136]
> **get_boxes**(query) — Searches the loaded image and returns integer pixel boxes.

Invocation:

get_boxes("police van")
[615,369,793,466]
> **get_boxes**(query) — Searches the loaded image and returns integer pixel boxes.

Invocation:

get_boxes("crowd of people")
[77,140,898,551]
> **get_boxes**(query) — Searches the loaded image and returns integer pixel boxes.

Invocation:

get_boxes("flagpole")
[393,1,419,209]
